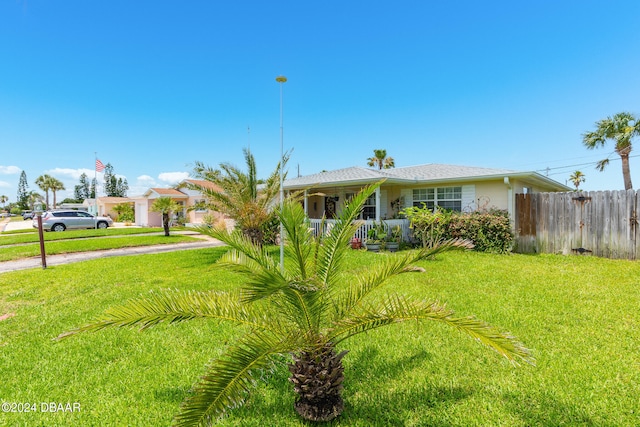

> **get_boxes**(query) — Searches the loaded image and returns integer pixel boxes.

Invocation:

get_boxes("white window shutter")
[461,185,475,212]
[380,190,388,218]
[400,189,412,207]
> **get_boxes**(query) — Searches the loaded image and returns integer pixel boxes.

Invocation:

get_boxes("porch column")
[303,190,308,216]
[375,187,381,221]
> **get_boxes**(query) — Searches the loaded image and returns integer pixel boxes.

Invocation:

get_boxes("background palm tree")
[582,112,640,190]
[35,174,54,209]
[190,148,288,245]
[49,177,65,209]
[150,196,182,236]
[568,170,586,191]
[0,195,8,209]
[367,149,395,170]
[27,191,43,210]
[59,182,533,426]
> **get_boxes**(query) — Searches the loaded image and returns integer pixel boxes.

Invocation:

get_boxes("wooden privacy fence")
[515,190,639,259]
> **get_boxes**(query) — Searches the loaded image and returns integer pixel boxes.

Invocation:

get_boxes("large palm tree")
[190,148,288,244]
[34,174,54,209]
[58,182,533,426]
[367,149,395,170]
[582,112,640,190]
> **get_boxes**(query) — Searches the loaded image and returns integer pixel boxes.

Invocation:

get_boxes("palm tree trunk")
[288,343,347,422]
[620,153,633,190]
[162,213,170,236]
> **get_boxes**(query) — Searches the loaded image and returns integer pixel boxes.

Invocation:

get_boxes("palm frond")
[203,227,280,278]
[280,197,315,280]
[335,240,474,320]
[173,331,299,427]
[316,182,383,287]
[205,224,318,332]
[328,295,534,366]
[56,290,270,340]
[595,158,609,171]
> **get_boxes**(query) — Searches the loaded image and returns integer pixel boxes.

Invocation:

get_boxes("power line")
[536,153,640,177]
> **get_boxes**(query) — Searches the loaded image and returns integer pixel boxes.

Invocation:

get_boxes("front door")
[325,197,336,219]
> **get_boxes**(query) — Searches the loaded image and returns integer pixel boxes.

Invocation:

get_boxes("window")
[194,199,207,212]
[412,188,435,210]
[361,193,376,220]
[413,186,462,212]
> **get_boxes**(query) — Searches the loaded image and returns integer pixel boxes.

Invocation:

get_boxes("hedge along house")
[283,163,570,239]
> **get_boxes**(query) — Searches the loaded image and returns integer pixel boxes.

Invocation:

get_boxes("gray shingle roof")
[284,163,520,189]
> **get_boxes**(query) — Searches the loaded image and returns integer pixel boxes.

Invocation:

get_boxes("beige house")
[96,197,135,219]
[134,179,224,227]
[283,164,570,223]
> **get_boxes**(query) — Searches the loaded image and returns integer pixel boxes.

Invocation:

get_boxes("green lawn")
[0,249,639,426]
[0,234,203,262]
[0,227,170,242]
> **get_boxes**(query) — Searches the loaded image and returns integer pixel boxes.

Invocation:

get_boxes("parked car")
[23,210,34,220]
[33,210,114,232]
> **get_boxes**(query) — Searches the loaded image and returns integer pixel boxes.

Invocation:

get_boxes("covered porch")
[308,218,411,242]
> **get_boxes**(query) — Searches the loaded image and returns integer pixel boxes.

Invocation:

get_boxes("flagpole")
[94,152,97,199]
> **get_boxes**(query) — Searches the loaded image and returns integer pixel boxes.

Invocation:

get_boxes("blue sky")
[1,0,640,203]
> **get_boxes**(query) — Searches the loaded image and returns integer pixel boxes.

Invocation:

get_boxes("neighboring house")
[96,197,135,219]
[175,179,226,226]
[135,188,189,227]
[283,164,571,223]
[134,179,224,227]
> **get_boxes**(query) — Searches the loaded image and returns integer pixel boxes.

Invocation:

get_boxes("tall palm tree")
[0,195,7,208]
[367,149,395,170]
[49,177,65,209]
[190,148,288,244]
[35,174,53,209]
[582,112,640,190]
[568,170,586,191]
[150,196,182,236]
[58,182,533,426]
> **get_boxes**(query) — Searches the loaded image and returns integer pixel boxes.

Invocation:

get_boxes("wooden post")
[37,214,47,269]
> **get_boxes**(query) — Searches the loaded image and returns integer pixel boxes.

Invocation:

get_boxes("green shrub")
[401,205,452,248]
[402,205,513,253]
[447,210,513,253]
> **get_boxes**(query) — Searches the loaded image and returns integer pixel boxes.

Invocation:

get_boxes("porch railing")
[308,218,411,242]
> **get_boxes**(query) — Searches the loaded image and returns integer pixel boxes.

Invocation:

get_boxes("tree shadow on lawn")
[339,345,474,426]
[147,345,473,426]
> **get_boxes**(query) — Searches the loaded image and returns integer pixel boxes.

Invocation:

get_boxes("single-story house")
[283,163,571,223]
[134,179,224,227]
[135,188,189,227]
[96,197,135,219]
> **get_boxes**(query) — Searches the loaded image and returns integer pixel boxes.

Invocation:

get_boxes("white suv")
[33,210,114,232]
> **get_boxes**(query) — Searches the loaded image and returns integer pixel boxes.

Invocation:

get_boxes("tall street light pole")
[276,75,287,273]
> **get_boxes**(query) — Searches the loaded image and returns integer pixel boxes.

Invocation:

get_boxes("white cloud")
[0,166,21,175]
[136,175,156,185]
[0,180,10,188]
[46,167,97,180]
[158,172,189,185]
[125,175,158,197]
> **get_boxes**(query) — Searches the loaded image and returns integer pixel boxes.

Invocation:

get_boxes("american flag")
[95,159,105,172]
